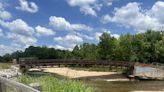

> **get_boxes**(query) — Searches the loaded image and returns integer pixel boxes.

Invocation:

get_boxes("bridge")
[19,59,135,73]
[18,58,164,80]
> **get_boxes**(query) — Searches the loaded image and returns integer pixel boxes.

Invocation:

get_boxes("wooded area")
[1,30,164,63]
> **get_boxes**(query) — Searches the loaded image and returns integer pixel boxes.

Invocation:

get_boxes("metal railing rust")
[0,76,40,92]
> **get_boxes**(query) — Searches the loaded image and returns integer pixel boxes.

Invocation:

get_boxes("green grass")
[18,75,94,92]
[70,66,127,73]
[0,63,12,69]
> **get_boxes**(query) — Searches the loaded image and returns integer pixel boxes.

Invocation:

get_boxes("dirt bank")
[42,67,129,81]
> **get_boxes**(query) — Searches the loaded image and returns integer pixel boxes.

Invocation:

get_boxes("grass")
[17,75,94,92]
[70,66,128,73]
[0,63,13,69]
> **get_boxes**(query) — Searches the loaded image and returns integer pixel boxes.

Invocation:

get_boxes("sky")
[0,0,164,56]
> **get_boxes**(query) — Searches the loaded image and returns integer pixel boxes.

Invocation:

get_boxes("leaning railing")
[0,76,40,92]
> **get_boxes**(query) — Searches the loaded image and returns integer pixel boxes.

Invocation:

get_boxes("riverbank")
[18,75,94,92]
[0,63,21,78]
[42,67,129,81]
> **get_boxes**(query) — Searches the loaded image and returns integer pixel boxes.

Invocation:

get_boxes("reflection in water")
[86,80,164,92]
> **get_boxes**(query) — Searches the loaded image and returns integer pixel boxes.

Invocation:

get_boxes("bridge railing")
[0,76,40,92]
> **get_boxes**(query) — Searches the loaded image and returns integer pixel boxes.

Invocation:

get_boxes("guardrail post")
[0,82,6,92]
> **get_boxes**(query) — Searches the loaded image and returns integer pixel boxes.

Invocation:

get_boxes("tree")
[98,32,117,60]
[0,56,3,62]
[3,54,12,62]
[72,45,81,59]
[79,43,99,60]
[118,34,133,61]
[155,35,164,63]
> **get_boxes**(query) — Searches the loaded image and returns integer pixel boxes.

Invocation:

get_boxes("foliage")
[18,75,94,92]
[1,30,164,63]
[0,63,12,69]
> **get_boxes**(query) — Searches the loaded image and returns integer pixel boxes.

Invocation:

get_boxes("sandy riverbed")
[42,67,129,81]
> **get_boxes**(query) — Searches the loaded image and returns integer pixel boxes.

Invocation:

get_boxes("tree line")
[1,30,164,63]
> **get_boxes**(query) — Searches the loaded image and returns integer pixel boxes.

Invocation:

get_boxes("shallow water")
[27,71,164,92]
[86,80,164,92]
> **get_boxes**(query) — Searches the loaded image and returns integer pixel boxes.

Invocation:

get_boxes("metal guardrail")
[0,76,40,92]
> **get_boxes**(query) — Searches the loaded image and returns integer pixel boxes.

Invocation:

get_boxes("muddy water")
[86,80,164,92]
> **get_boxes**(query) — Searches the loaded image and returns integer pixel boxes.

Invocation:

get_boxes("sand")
[42,67,129,81]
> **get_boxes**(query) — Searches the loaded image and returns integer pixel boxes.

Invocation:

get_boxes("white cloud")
[101,14,112,24]
[54,34,83,48]
[7,33,37,46]
[95,32,102,41]
[76,32,94,40]
[95,28,111,41]
[0,2,12,20]
[16,0,38,13]
[0,19,37,46]
[94,29,119,41]
[149,1,164,24]
[67,0,100,16]
[48,45,72,51]
[35,26,55,37]
[67,0,115,16]
[49,16,93,31]
[111,34,120,39]
[0,44,22,56]
[101,2,164,33]
[104,0,114,6]
[0,19,35,36]
[0,10,12,20]
[80,5,97,16]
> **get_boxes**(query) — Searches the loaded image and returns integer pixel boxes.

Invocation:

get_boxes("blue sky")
[0,0,164,56]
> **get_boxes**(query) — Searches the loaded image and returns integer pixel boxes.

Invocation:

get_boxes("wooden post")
[0,82,6,92]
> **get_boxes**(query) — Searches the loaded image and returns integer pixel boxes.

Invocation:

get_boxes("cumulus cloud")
[7,33,37,46]
[0,19,35,36]
[67,0,98,16]
[111,34,120,39]
[0,19,37,46]
[103,0,114,6]
[35,26,55,37]
[76,32,94,40]
[101,1,164,33]
[0,44,22,56]
[54,34,83,48]
[95,32,102,41]
[16,0,38,13]
[149,1,164,24]
[0,2,12,20]
[67,0,115,16]
[48,45,72,51]
[95,28,120,41]
[49,16,93,31]
[0,10,12,20]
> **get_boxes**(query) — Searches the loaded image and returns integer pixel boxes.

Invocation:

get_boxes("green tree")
[72,45,81,59]
[79,43,99,60]
[98,32,117,60]
[3,54,12,62]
